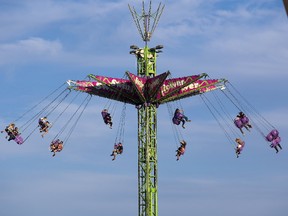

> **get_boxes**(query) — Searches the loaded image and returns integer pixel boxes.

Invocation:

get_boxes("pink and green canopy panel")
[67,72,226,105]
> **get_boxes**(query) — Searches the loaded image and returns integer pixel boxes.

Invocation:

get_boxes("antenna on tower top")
[128,1,165,44]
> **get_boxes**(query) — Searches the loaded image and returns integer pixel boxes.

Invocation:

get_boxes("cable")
[115,103,127,144]
[166,102,183,148]
[200,94,236,149]
[53,94,91,142]
[63,94,92,145]
[13,82,66,123]
[20,88,69,133]
[49,91,81,131]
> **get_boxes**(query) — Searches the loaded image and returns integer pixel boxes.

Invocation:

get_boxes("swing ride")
[1,1,283,216]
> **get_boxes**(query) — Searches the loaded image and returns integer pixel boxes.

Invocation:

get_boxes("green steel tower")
[129,2,164,216]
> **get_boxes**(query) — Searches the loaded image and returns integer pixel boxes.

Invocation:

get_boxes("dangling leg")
[176,150,180,161]
[182,116,187,121]
[181,120,186,129]
[41,128,48,137]
[274,146,279,153]
[111,149,117,160]
[244,125,250,132]
[235,148,240,158]
[112,153,117,161]
[40,124,46,133]
[183,115,191,122]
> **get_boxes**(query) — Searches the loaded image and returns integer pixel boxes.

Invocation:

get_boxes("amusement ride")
[1,1,284,216]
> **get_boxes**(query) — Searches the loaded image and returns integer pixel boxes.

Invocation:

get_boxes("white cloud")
[0,0,130,40]
[0,37,63,65]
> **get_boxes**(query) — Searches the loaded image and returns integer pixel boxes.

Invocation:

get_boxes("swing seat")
[271,136,281,147]
[240,116,249,125]
[270,136,281,148]
[172,112,184,125]
[270,129,279,139]
[14,135,23,145]
[266,129,279,142]
[172,117,181,125]
[266,134,274,142]
[176,112,183,119]
[234,118,243,128]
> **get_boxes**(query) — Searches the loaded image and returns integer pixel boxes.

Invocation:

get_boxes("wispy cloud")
[0,37,63,65]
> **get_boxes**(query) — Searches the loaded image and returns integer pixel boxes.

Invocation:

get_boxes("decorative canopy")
[67,71,226,106]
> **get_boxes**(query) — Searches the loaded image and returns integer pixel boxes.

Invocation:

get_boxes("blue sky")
[1,0,288,216]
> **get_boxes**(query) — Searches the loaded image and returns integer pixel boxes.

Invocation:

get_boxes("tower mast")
[129,1,164,216]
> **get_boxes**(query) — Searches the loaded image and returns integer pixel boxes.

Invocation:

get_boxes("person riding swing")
[234,111,252,135]
[110,142,123,161]
[172,108,191,129]
[266,129,282,153]
[235,138,245,158]
[176,140,187,161]
[1,123,16,141]
[101,109,113,129]
[50,139,64,157]
[38,117,51,137]
[1,123,23,144]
